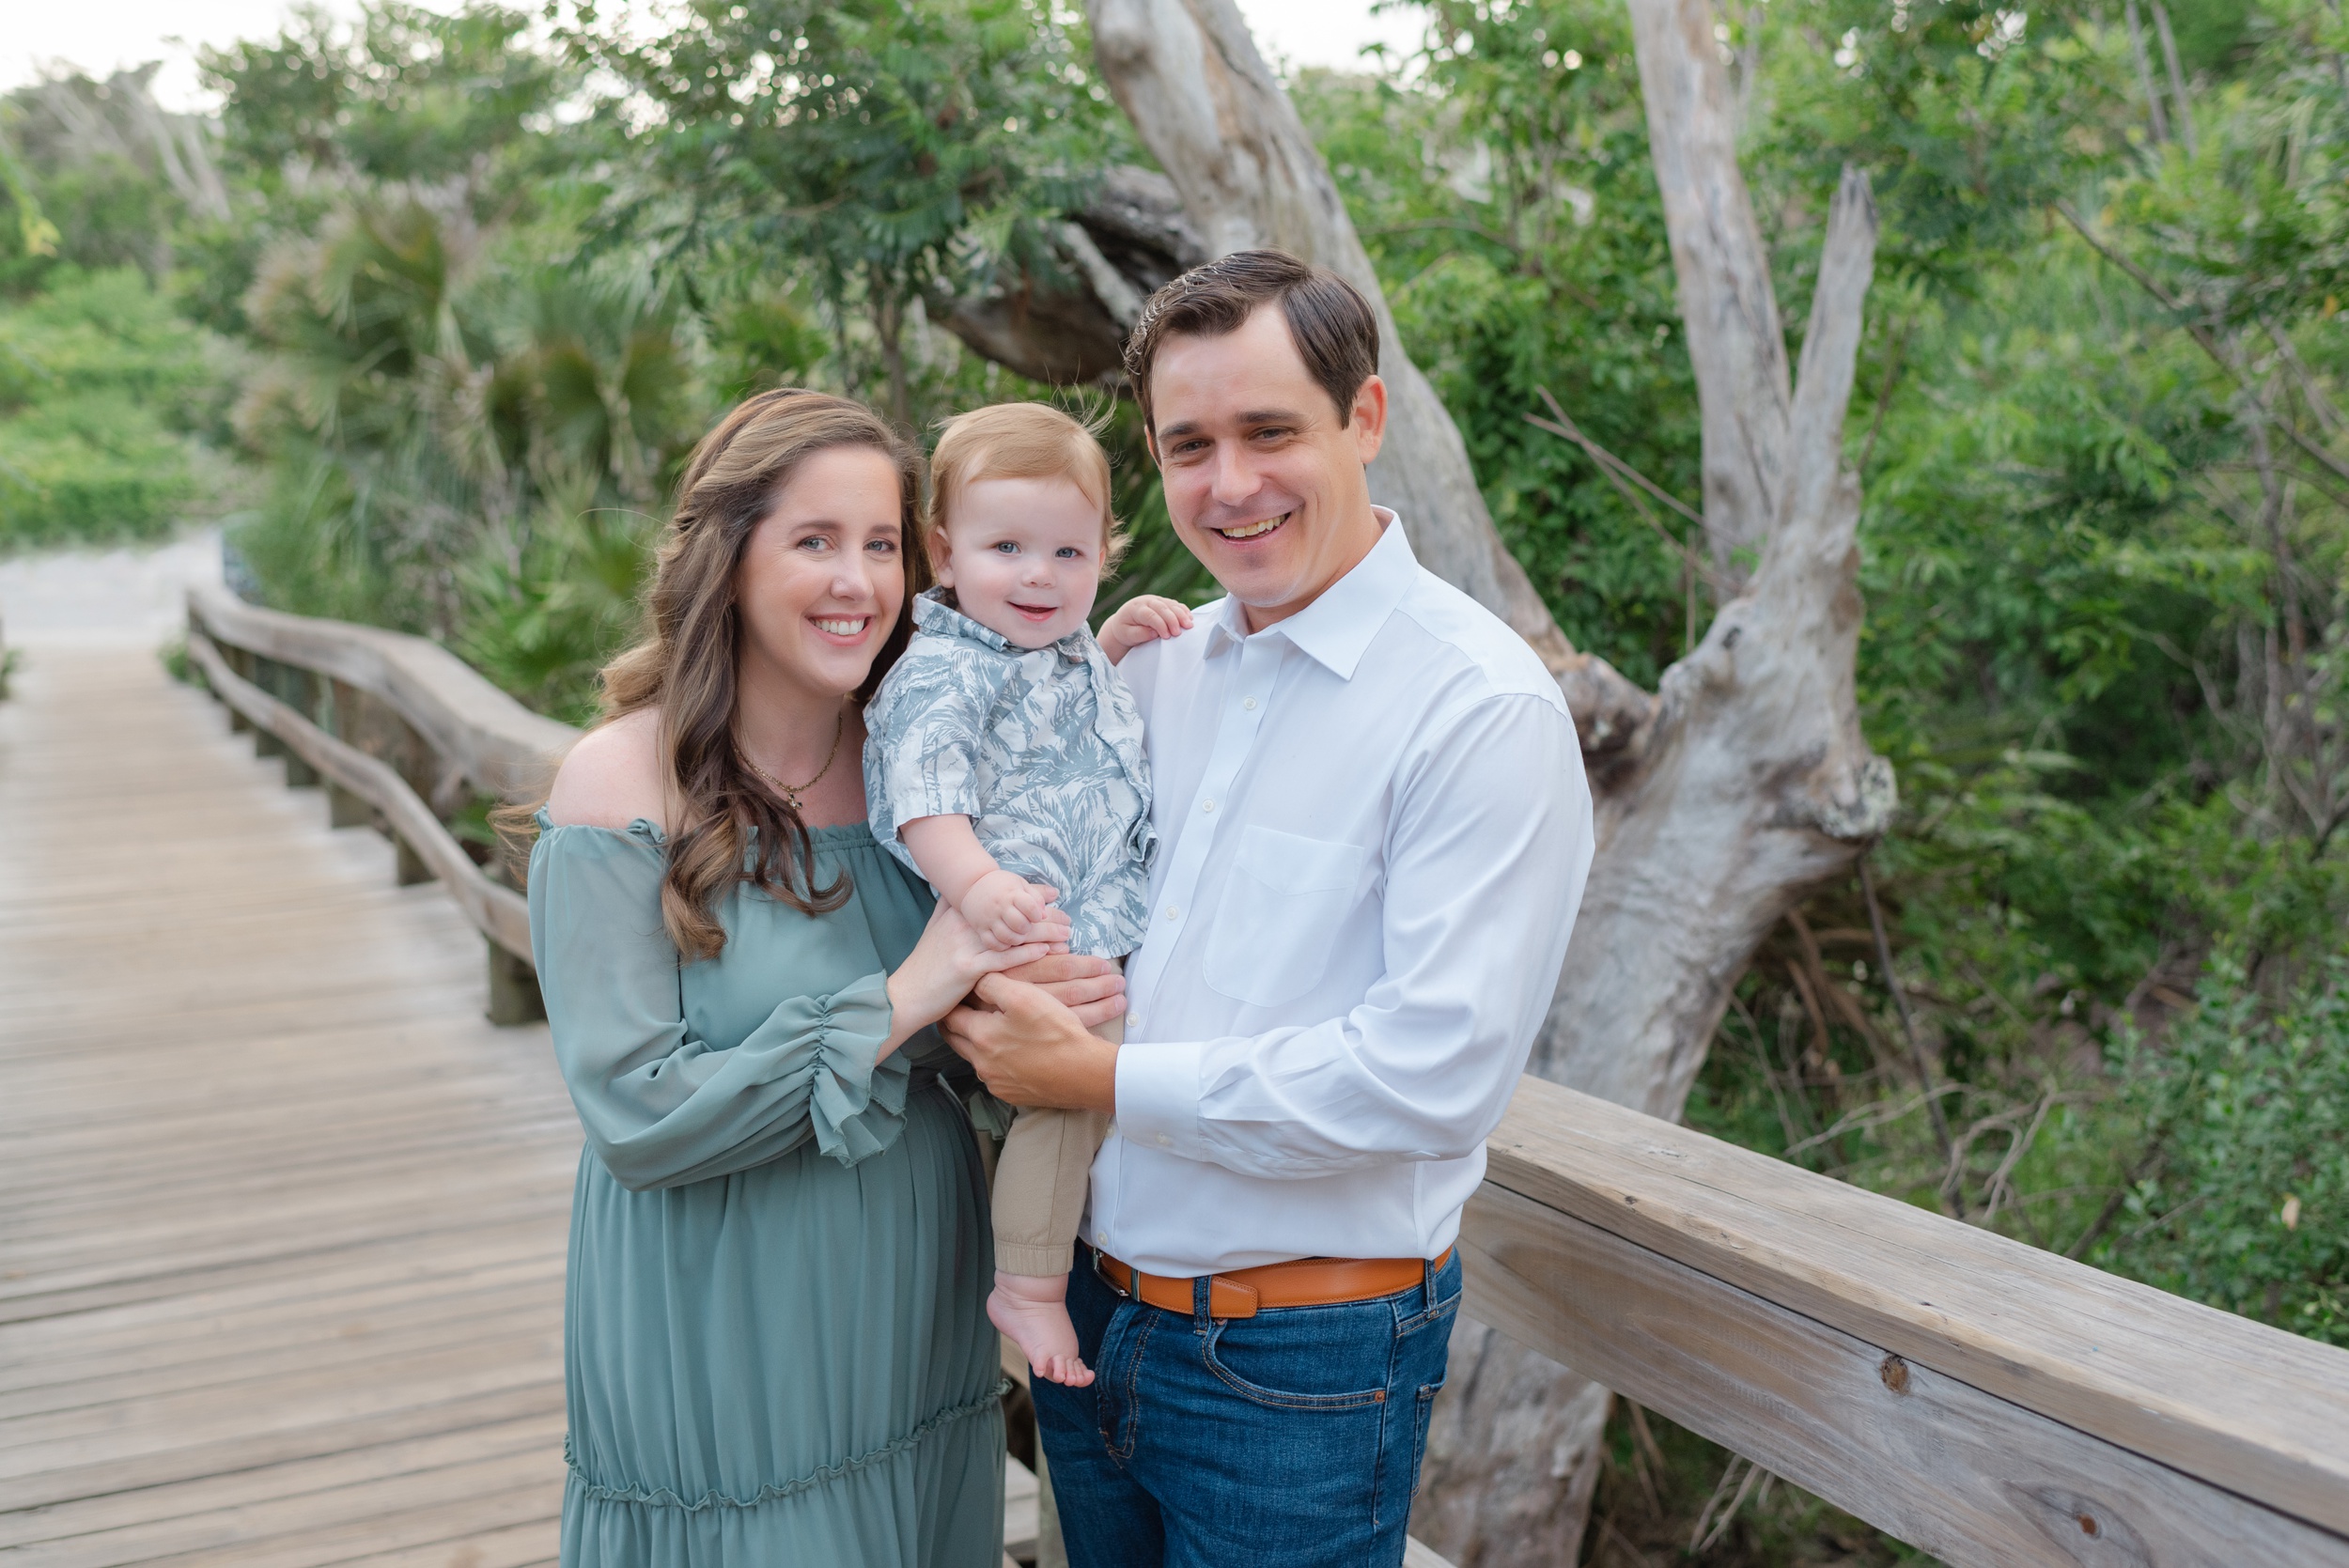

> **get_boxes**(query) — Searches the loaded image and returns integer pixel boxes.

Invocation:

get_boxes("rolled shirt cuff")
[1112,1037,1205,1158]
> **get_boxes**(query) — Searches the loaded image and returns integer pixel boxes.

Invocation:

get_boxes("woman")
[528,389,1117,1564]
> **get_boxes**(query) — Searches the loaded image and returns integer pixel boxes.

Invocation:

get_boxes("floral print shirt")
[863,590,1154,958]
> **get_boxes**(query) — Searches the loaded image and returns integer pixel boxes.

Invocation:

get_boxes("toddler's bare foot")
[988,1270,1094,1388]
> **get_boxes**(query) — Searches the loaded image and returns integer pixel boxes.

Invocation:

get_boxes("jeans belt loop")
[1423,1254,1438,1315]
[1191,1272,1212,1324]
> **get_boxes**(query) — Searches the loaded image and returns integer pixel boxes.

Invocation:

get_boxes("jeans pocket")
[1410,1375,1447,1497]
[1198,1308,1392,1411]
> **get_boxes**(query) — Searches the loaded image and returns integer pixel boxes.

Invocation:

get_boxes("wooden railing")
[187,583,571,1022]
[188,587,2349,1568]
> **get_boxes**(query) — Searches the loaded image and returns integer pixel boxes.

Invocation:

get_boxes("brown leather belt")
[1093,1247,1454,1320]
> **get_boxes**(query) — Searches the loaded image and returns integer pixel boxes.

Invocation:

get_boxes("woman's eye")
[798,535,831,552]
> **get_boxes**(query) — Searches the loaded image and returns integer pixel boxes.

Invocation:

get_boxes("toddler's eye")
[993,541,1019,554]
[1056,547,1082,559]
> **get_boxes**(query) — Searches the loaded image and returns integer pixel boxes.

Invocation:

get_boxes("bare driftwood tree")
[1074,0,1893,1560]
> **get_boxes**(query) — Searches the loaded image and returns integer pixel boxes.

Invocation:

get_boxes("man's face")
[1147,304,1387,630]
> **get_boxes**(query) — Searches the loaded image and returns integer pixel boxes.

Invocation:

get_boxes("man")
[942,249,1593,1567]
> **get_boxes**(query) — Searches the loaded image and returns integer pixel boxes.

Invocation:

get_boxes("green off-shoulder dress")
[527,811,1004,1567]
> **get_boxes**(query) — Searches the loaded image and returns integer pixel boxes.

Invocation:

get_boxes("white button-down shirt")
[1085,511,1594,1277]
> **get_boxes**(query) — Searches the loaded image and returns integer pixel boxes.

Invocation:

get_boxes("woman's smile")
[809,613,874,643]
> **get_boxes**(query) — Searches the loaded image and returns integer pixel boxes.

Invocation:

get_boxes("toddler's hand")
[1098,595,1194,664]
[961,869,1066,951]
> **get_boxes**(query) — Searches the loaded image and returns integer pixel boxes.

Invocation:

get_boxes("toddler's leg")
[989,1015,1117,1388]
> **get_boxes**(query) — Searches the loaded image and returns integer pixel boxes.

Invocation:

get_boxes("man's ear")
[1348,375,1389,465]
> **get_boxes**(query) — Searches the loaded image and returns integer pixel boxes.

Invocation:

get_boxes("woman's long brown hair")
[598,389,927,961]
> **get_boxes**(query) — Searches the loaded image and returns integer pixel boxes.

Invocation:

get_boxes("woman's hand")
[880,901,1068,1060]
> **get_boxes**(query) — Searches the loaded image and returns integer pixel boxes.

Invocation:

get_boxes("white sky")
[3,0,1424,114]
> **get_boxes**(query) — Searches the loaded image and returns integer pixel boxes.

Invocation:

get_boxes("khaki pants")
[990,1011,1119,1277]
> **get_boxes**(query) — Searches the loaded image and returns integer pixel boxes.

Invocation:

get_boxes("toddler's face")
[934,476,1105,648]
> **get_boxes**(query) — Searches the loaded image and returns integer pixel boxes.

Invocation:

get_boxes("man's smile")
[1212,512,1290,542]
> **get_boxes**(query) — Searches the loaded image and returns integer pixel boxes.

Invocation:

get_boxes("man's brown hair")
[1122,249,1380,435]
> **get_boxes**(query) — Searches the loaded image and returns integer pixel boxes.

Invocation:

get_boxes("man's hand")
[1000,952,1127,1028]
[1097,594,1194,665]
[941,972,1119,1115]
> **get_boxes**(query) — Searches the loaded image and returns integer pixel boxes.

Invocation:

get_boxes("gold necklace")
[742,706,846,812]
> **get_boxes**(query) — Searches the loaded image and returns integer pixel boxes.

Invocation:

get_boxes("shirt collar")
[913,588,1087,661]
[1203,508,1418,680]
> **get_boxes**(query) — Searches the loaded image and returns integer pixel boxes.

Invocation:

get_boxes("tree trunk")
[1081,1,1890,1562]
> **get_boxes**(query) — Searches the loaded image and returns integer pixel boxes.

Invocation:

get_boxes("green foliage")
[1295,5,1702,684]
[2097,960,2349,1343]
[0,268,236,551]
[569,0,1122,426]
[200,4,567,190]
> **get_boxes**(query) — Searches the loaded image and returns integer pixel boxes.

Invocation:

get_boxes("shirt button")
[1243,696,1258,710]
[1128,1014,1142,1029]
[1163,905,1180,922]
[1200,799,1215,814]
[1156,1134,1172,1147]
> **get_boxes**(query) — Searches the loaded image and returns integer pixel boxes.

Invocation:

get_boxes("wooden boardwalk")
[0,647,577,1566]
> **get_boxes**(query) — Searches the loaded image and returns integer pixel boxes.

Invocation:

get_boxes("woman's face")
[735,444,908,703]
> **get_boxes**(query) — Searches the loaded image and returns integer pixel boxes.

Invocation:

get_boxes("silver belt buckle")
[1090,1247,1131,1298]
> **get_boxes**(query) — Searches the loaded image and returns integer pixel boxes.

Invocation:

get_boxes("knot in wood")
[1877,1352,1910,1394]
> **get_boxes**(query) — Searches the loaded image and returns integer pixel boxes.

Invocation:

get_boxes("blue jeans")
[1033,1242,1462,1568]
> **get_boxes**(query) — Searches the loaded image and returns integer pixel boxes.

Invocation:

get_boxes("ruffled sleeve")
[527,816,913,1189]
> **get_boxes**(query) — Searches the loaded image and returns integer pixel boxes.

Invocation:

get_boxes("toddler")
[864,402,1192,1386]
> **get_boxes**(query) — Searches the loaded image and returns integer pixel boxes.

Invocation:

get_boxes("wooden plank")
[0,1279,561,1421]
[0,1387,568,1515]
[1480,1077,2349,1538]
[0,1259,565,1396]
[0,1327,562,1470]
[1004,1456,1039,1561]
[0,1415,562,1550]
[0,649,572,1565]
[320,1521,557,1568]
[0,1448,559,1568]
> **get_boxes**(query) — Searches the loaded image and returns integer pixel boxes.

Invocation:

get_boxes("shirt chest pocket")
[1202,826,1370,1009]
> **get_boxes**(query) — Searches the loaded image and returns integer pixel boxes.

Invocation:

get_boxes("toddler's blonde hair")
[927,402,1128,574]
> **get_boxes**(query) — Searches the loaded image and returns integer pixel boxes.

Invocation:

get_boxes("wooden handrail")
[1470,1077,2349,1563]
[188,583,575,801]
[185,589,2349,1566]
